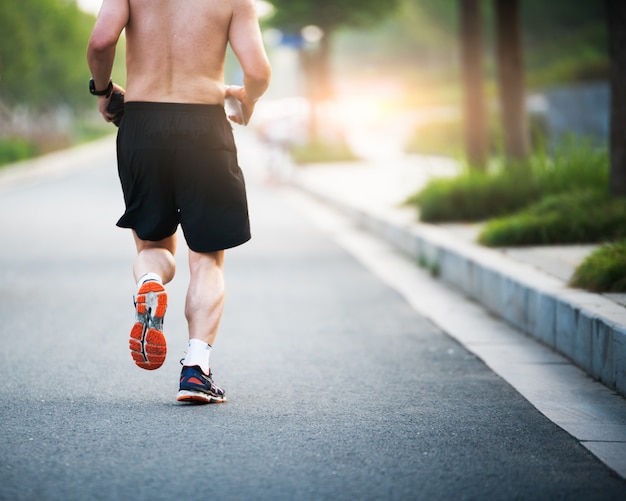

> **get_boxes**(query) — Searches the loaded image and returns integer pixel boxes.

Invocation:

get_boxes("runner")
[87,0,271,403]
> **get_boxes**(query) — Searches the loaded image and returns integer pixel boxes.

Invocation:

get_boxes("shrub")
[531,138,609,194]
[0,138,38,166]
[407,140,609,223]
[570,240,626,292]
[479,191,626,246]
[410,166,541,222]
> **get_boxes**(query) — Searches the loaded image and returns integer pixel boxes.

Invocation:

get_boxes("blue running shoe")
[177,365,227,404]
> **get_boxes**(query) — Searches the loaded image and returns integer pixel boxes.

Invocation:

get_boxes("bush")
[0,138,38,166]
[408,166,541,222]
[478,191,626,246]
[570,240,626,292]
[531,138,609,194]
[407,140,609,223]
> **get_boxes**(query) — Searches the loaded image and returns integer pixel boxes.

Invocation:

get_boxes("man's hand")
[98,82,126,122]
[225,85,254,125]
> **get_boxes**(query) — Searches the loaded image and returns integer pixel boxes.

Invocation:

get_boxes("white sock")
[183,339,211,374]
[137,272,163,290]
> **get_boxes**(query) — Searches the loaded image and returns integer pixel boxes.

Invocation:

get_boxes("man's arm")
[87,0,129,121]
[226,0,271,124]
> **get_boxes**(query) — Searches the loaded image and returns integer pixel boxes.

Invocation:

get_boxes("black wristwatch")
[89,78,113,97]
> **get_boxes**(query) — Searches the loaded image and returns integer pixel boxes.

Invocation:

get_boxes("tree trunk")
[299,48,318,143]
[459,0,488,169]
[606,0,626,197]
[494,0,529,161]
[317,33,333,103]
[300,31,333,144]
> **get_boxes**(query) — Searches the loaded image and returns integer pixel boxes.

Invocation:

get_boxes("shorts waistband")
[125,101,225,115]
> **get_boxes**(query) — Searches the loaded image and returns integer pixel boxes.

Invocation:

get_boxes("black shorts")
[116,102,251,252]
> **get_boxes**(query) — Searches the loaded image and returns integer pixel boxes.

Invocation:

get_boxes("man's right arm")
[227,0,271,123]
[87,0,129,120]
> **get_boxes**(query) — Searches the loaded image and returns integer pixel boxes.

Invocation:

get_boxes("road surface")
[1,137,625,500]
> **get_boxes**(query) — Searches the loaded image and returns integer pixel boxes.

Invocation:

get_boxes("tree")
[268,0,402,48]
[606,0,626,197]
[0,0,95,111]
[494,0,529,161]
[459,0,488,168]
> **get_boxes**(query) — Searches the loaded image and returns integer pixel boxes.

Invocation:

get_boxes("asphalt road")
[1,140,625,500]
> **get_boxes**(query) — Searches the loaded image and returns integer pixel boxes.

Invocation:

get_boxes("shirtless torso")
[88,0,270,122]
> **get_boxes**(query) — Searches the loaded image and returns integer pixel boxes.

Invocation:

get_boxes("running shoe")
[177,365,227,404]
[129,280,167,370]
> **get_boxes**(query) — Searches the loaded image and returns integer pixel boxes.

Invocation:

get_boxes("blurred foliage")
[332,0,607,91]
[267,0,402,33]
[333,0,457,78]
[0,0,608,112]
[521,4,608,87]
[0,137,38,165]
[408,166,541,222]
[0,0,126,112]
[0,0,95,110]
[289,138,358,164]
[0,118,113,168]
[478,191,626,247]
[404,118,465,158]
[570,240,626,293]
[404,111,548,157]
[0,0,124,165]
[407,139,608,223]
[266,0,402,154]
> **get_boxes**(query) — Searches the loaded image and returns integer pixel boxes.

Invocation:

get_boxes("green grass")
[570,240,626,292]
[407,165,542,222]
[0,138,38,167]
[290,139,359,164]
[478,191,626,246]
[407,140,609,224]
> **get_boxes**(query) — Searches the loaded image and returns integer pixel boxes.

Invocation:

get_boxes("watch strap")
[90,79,113,97]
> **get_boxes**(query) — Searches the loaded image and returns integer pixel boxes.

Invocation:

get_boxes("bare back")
[88,0,269,118]
[124,0,232,104]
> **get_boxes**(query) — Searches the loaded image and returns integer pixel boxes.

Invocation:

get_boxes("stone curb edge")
[294,182,626,398]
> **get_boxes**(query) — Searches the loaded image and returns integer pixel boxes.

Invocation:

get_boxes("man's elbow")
[248,62,272,89]
[87,32,118,57]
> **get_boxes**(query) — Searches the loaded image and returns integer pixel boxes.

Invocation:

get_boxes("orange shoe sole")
[130,281,167,370]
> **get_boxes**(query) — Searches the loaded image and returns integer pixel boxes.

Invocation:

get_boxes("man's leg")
[177,249,227,404]
[132,231,177,284]
[185,249,225,346]
[129,232,177,370]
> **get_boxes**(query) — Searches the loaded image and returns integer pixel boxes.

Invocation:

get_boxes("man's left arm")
[87,0,129,121]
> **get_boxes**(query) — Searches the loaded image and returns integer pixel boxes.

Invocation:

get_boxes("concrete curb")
[294,183,626,398]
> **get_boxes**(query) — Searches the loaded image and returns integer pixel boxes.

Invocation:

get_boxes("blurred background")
[3,0,625,291]
[0,0,609,165]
